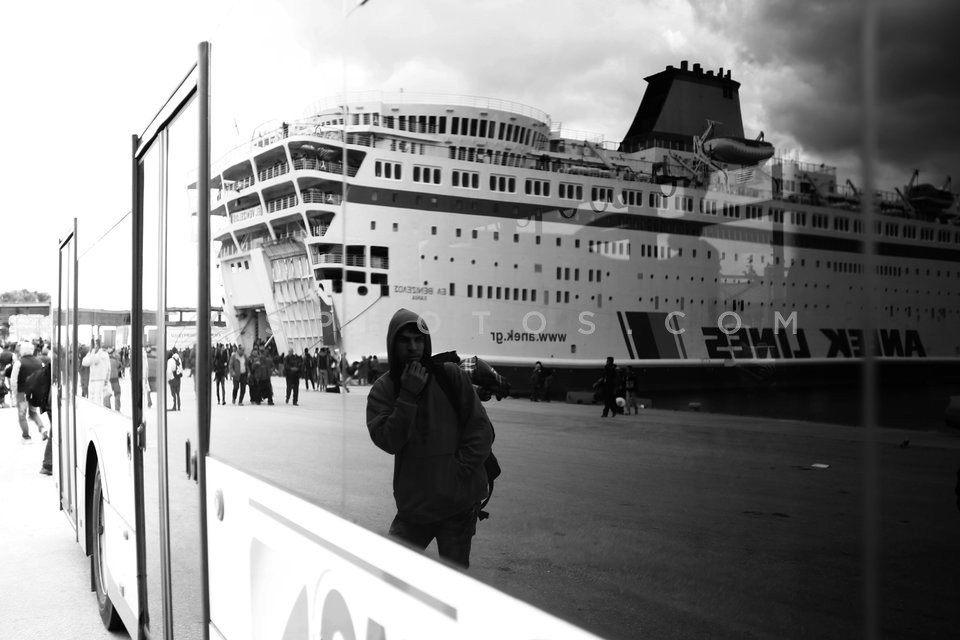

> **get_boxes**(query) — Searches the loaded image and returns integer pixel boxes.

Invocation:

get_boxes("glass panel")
[161,94,205,640]
[200,4,952,638]
[76,214,133,419]
[56,231,76,519]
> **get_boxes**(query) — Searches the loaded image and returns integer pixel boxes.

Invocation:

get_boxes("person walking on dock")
[284,347,302,405]
[11,342,47,442]
[600,356,619,418]
[229,345,248,405]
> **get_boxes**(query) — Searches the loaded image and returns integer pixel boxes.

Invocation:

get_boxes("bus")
[49,28,959,640]
[50,43,603,640]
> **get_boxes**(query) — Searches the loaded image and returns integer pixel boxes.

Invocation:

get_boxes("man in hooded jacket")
[366,308,493,569]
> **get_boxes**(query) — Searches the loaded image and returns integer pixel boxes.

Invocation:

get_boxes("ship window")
[456,228,461,238]
[514,234,519,242]
[449,283,455,296]
[536,236,541,245]
[487,286,493,298]
[370,221,376,230]
[393,223,398,232]
[467,284,473,297]
[431,226,437,235]
[452,117,459,135]
[472,230,478,239]
[493,232,499,241]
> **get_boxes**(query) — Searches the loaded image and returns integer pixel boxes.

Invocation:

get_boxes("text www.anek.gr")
[490,330,567,345]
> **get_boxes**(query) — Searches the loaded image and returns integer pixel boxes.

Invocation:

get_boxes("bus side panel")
[205,457,602,640]
[75,399,139,633]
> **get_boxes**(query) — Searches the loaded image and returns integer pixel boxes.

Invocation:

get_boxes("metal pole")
[196,40,212,640]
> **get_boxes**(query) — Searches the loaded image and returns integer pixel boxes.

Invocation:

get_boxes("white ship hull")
[208,69,960,379]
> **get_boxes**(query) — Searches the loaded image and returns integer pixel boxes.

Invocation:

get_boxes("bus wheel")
[92,468,123,630]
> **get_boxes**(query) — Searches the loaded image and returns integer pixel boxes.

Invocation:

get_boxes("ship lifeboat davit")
[702,137,775,165]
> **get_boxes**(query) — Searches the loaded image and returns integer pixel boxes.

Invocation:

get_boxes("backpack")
[26,364,51,411]
[431,354,503,521]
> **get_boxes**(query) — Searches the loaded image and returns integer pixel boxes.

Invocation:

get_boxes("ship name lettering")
[821,328,926,358]
[394,285,434,296]
[702,327,811,359]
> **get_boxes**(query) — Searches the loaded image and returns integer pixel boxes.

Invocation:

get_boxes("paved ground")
[0,404,128,639]
[4,384,960,640]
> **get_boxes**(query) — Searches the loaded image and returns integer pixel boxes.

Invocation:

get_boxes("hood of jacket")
[386,308,433,383]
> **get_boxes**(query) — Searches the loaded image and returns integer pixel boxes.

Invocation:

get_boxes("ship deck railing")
[267,194,299,213]
[258,162,289,182]
[293,157,358,177]
[273,229,308,242]
[302,190,343,206]
[309,253,367,267]
[301,91,551,127]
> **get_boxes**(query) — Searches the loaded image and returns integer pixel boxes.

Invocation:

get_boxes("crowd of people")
[595,356,641,417]
[2,338,54,475]
[210,341,382,406]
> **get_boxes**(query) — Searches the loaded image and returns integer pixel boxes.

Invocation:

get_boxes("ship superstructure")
[208,61,960,376]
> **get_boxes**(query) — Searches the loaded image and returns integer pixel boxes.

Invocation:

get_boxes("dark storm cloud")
[697,0,960,188]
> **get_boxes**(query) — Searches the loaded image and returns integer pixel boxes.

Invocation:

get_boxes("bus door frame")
[131,41,211,640]
[55,219,79,534]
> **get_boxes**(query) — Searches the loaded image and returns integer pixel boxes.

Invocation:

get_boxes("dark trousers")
[232,374,247,403]
[388,508,478,569]
[215,375,226,403]
[168,378,181,411]
[42,409,52,472]
[285,374,300,404]
[601,390,618,417]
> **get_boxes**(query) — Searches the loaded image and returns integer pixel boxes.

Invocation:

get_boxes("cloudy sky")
[1,0,957,295]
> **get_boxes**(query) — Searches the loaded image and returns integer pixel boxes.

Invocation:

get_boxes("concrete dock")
[3,388,960,639]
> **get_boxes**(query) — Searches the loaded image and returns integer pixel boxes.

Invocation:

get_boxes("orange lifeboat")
[702,136,775,165]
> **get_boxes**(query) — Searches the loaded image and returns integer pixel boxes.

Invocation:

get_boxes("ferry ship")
[208,61,960,389]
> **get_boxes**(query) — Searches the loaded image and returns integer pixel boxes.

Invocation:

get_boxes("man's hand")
[400,361,428,396]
